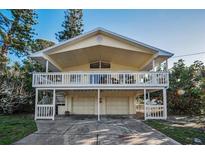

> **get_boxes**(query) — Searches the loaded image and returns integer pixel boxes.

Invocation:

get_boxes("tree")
[168,59,205,115]
[56,9,83,42]
[0,10,56,114]
[0,39,54,114]
[0,62,32,114]
[31,39,55,52]
[0,9,37,71]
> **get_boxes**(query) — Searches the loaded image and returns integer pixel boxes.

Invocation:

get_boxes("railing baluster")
[33,72,168,88]
[145,105,164,119]
[36,105,54,119]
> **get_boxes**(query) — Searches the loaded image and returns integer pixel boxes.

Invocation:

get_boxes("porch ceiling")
[48,45,154,70]
[31,28,173,72]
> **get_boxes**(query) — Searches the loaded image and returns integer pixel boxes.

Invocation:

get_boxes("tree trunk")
[0,43,9,72]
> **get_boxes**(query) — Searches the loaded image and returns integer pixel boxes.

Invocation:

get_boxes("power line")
[171,51,205,58]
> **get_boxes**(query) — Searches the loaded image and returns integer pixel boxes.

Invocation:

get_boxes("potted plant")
[65,111,70,116]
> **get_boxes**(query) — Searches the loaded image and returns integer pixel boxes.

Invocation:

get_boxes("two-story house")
[31,28,173,120]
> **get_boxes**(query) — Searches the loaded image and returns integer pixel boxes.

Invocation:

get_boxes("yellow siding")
[63,64,89,71]
[62,62,138,72]
[50,34,150,55]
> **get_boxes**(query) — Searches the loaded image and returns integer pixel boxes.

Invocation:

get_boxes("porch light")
[177,89,185,96]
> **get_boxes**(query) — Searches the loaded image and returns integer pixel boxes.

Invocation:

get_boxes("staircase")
[56,92,65,115]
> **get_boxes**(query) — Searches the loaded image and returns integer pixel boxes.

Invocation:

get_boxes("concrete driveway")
[15,116,180,145]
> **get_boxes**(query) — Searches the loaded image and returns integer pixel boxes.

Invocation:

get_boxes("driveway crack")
[62,120,77,135]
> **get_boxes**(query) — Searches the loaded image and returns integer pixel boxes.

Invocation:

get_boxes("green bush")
[168,60,205,115]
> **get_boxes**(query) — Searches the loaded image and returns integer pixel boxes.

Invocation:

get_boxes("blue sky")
[7,9,205,67]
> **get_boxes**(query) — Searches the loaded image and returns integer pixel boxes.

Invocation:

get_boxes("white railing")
[145,105,164,119]
[32,71,169,88]
[35,105,54,120]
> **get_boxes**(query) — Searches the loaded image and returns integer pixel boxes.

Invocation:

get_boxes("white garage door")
[72,97,95,114]
[106,97,129,114]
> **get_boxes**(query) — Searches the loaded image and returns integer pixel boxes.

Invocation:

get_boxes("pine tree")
[31,39,55,52]
[56,9,83,42]
[0,9,37,71]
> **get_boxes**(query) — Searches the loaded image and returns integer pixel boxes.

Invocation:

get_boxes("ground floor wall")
[57,90,138,115]
[35,88,167,120]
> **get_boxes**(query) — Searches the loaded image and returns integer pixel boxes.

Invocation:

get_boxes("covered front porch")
[34,88,167,120]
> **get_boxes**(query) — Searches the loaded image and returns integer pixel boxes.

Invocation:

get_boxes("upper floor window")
[90,61,100,68]
[90,61,111,69]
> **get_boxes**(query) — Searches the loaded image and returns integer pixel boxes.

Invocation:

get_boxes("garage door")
[106,97,129,114]
[72,97,95,114]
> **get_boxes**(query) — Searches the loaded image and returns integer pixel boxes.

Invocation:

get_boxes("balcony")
[32,71,169,89]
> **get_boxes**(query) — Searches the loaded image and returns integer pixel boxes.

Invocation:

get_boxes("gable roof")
[30,27,174,58]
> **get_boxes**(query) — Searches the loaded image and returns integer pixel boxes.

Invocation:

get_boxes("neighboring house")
[31,27,173,120]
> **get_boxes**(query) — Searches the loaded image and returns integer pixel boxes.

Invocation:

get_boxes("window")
[90,61,111,69]
[90,62,100,68]
[101,62,111,68]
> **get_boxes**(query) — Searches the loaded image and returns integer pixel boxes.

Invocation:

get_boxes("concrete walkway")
[15,116,180,145]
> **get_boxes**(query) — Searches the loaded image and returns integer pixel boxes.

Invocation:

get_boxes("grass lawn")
[145,120,205,145]
[0,114,37,145]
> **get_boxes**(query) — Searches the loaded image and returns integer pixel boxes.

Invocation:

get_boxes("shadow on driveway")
[15,116,180,145]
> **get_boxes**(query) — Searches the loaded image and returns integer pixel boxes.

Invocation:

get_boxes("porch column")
[165,59,168,71]
[144,89,146,120]
[163,88,167,119]
[152,59,156,71]
[147,92,150,100]
[52,89,56,120]
[97,89,100,121]
[46,60,49,73]
[46,60,49,85]
[34,88,38,120]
